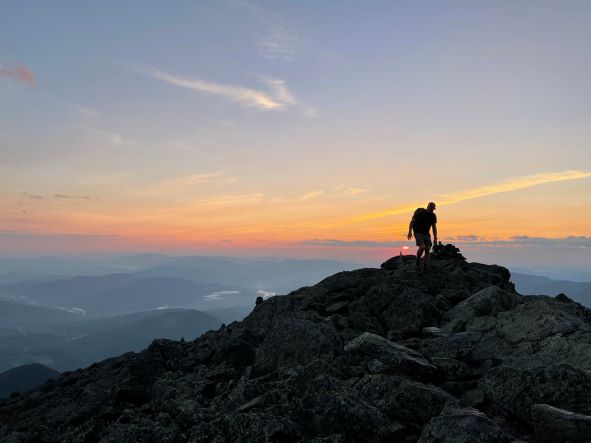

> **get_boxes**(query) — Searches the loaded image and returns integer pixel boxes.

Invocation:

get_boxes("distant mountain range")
[511,272,591,307]
[0,300,223,373]
[0,363,59,399]
[0,298,82,330]
[0,274,242,316]
[0,256,358,374]
[0,256,359,316]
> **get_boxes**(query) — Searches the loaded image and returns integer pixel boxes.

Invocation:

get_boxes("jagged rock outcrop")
[1,250,590,442]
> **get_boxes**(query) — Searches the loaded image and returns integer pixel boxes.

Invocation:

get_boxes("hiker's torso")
[413,208,436,234]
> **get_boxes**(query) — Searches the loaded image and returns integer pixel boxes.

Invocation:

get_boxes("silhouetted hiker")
[407,202,437,272]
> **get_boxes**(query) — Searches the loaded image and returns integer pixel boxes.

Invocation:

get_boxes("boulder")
[478,363,591,422]
[442,286,519,330]
[422,327,448,338]
[344,332,437,379]
[419,331,482,360]
[531,403,591,443]
[431,357,479,381]
[356,374,456,425]
[418,406,513,443]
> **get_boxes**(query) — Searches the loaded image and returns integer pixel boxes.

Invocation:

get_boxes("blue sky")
[0,1,590,267]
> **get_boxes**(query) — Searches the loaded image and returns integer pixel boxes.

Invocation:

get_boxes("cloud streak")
[24,192,43,200]
[132,64,305,112]
[351,170,591,223]
[301,236,591,249]
[0,63,35,86]
[238,0,300,61]
[258,27,298,61]
[297,190,324,201]
[146,171,237,197]
[22,192,95,201]
[437,170,591,204]
[53,194,93,200]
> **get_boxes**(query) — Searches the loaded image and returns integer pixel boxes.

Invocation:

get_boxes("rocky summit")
[1,250,591,442]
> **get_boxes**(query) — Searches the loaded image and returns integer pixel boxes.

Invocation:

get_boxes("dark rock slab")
[418,406,513,443]
[344,332,437,379]
[356,374,456,425]
[431,357,479,381]
[531,403,591,443]
[478,363,591,422]
[442,286,519,331]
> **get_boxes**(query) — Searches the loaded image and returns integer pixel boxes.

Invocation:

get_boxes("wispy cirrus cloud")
[53,194,93,200]
[302,239,405,248]
[467,235,591,248]
[146,171,236,197]
[335,185,370,196]
[131,64,309,113]
[52,96,98,118]
[301,236,591,249]
[22,192,96,201]
[190,193,265,210]
[238,0,300,61]
[89,129,128,145]
[164,171,236,189]
[0,63,35,86]
[351,169,591,223]
[258,28,298,61]
[437,170,591,205]
[297,190,324,201]
[23,192,44,200]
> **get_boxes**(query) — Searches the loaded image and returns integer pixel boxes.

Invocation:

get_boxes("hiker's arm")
[432,224,438,243]
[407,219,414,240]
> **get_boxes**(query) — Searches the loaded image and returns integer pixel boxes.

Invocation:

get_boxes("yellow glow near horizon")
[3,168,590,254]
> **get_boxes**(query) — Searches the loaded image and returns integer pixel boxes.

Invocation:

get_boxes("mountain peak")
[1,248,590,442]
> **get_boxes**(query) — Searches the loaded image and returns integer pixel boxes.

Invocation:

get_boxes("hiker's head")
[427,202,436,212]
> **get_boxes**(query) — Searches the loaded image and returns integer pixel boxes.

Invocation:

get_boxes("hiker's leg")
[423,236,433,268]
[424,248,431,265]
[417,246,425,260]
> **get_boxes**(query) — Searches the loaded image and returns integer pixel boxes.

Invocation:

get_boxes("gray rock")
[460,389,485,408]
[420,331,482,360]
[442,286,519,331]
[422,326,448,338]
[418,406,513,443]
[478,363,591,422]
[326,301,349,314]
[431,357,479,381]
[344,332,437,379]
[356,374,456,424]
[531,403,591,443]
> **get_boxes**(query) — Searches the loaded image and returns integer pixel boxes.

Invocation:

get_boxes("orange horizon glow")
[3,167,590,256]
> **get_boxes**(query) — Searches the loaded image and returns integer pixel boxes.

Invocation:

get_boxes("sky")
[0,0,590,268]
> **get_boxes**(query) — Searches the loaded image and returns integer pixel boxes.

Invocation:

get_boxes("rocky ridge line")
[1,248,591,442]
